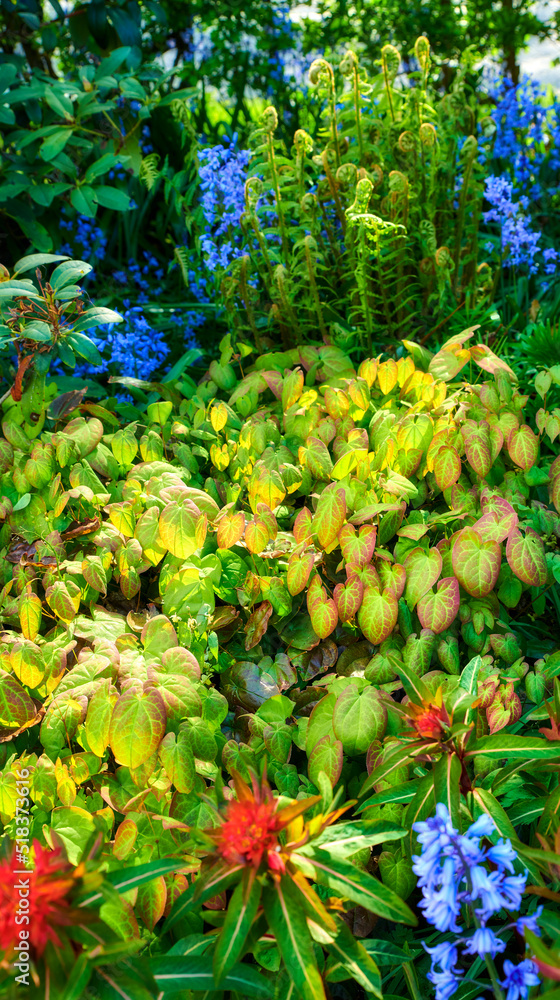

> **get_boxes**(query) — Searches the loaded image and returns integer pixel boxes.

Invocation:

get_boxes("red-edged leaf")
[433,445,461,490]
[333,574,364,621]
[312,488,347,549]
[473,499,518,543]
[244,601,273,650]
[461,420,492,478]
[451,527,501,598]
[506,526,548,586]
[245,518,270,554]
[338,523,377,567]
[377,562,406,600]
[217,511,246,549]
[403,547,442,607]
[310,598,338,639]
[416,577,460,634]
[294,506,313,544]
[287,549,315,596]
[357,587,398,644]
[507,424,539,470]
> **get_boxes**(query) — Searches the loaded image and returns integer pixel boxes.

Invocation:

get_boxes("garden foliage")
[2,8,560,1000]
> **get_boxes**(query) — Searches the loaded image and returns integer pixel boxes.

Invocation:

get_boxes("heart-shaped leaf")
[416,577,460,634]
[433,445,461,490]
[451,528,501,598]
[403,547,442,608]
[334,574,364,621]
[313,488,347,549]
[358,588,398,645]
[460,420,492,478]
[338,523,377,568]
[506,526,548,586]
[507,425,538,470]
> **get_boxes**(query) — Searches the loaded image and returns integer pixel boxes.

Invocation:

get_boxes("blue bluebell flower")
[197,136,250,272]
[75,306,169,380]
[413,805,541,1000]
[500,960,540,1000]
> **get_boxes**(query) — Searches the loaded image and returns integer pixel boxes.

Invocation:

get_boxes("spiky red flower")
[215,796,284,870]
[0,841,80,959]
[202,772,327,876]
[405,690,450,740]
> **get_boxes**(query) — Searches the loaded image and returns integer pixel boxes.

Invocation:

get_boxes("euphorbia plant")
[162,769,417,999]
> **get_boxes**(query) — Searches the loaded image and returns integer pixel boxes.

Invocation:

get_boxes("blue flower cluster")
[198,135,250,272]
[413,804,541,1000]
[483,175,558,274]
[113,252,165,304]
[76,305,169,381]
[58,214,107,279]
[481,71,560,198]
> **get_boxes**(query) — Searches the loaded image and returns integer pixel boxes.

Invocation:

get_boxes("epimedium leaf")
[507,424,539,470]
[109,688,167,768]
[451,527,501,598]
[312,487,346,549]
[332,686,387,756]
[403,547,442,608]
[357,587,398,644]
[308,734,344,788]
[217,511,245,549]
[506,526,548,587]
[333,574,364,621]
[213,870,262,984]
[416,577,460,634]
[432,445,461,490]
[338,523,377,567]
[0,670,37,728]
[460,419,492,478]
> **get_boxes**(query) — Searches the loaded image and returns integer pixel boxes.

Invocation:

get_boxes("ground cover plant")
[3,6,560,1000]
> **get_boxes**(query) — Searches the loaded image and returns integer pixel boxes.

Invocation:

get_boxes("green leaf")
[23,319,51,342]
[13,253,69,275]
[93,186,132,211]
[162,864,244,933]
[70,184,97,217]
[312,488,346,548]
[298,820,406,857]
[403,772,436,856]
[213,871,262,984]
[72,306,122,332]
[292,848,417,925]
[84,154,129,183]
[332,685,386,755]
[65,333,103,364]
[51,259,92,292]
[80,858,187,908]
[393,658,431,706]
[325,919,382,996]
[149,955,272,998]
[466,735,560,760]
[40,128,73,161]
[433,754,461,832]
[263,879,326,1000]
[362,939,415,965]
[109,688,167,768]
